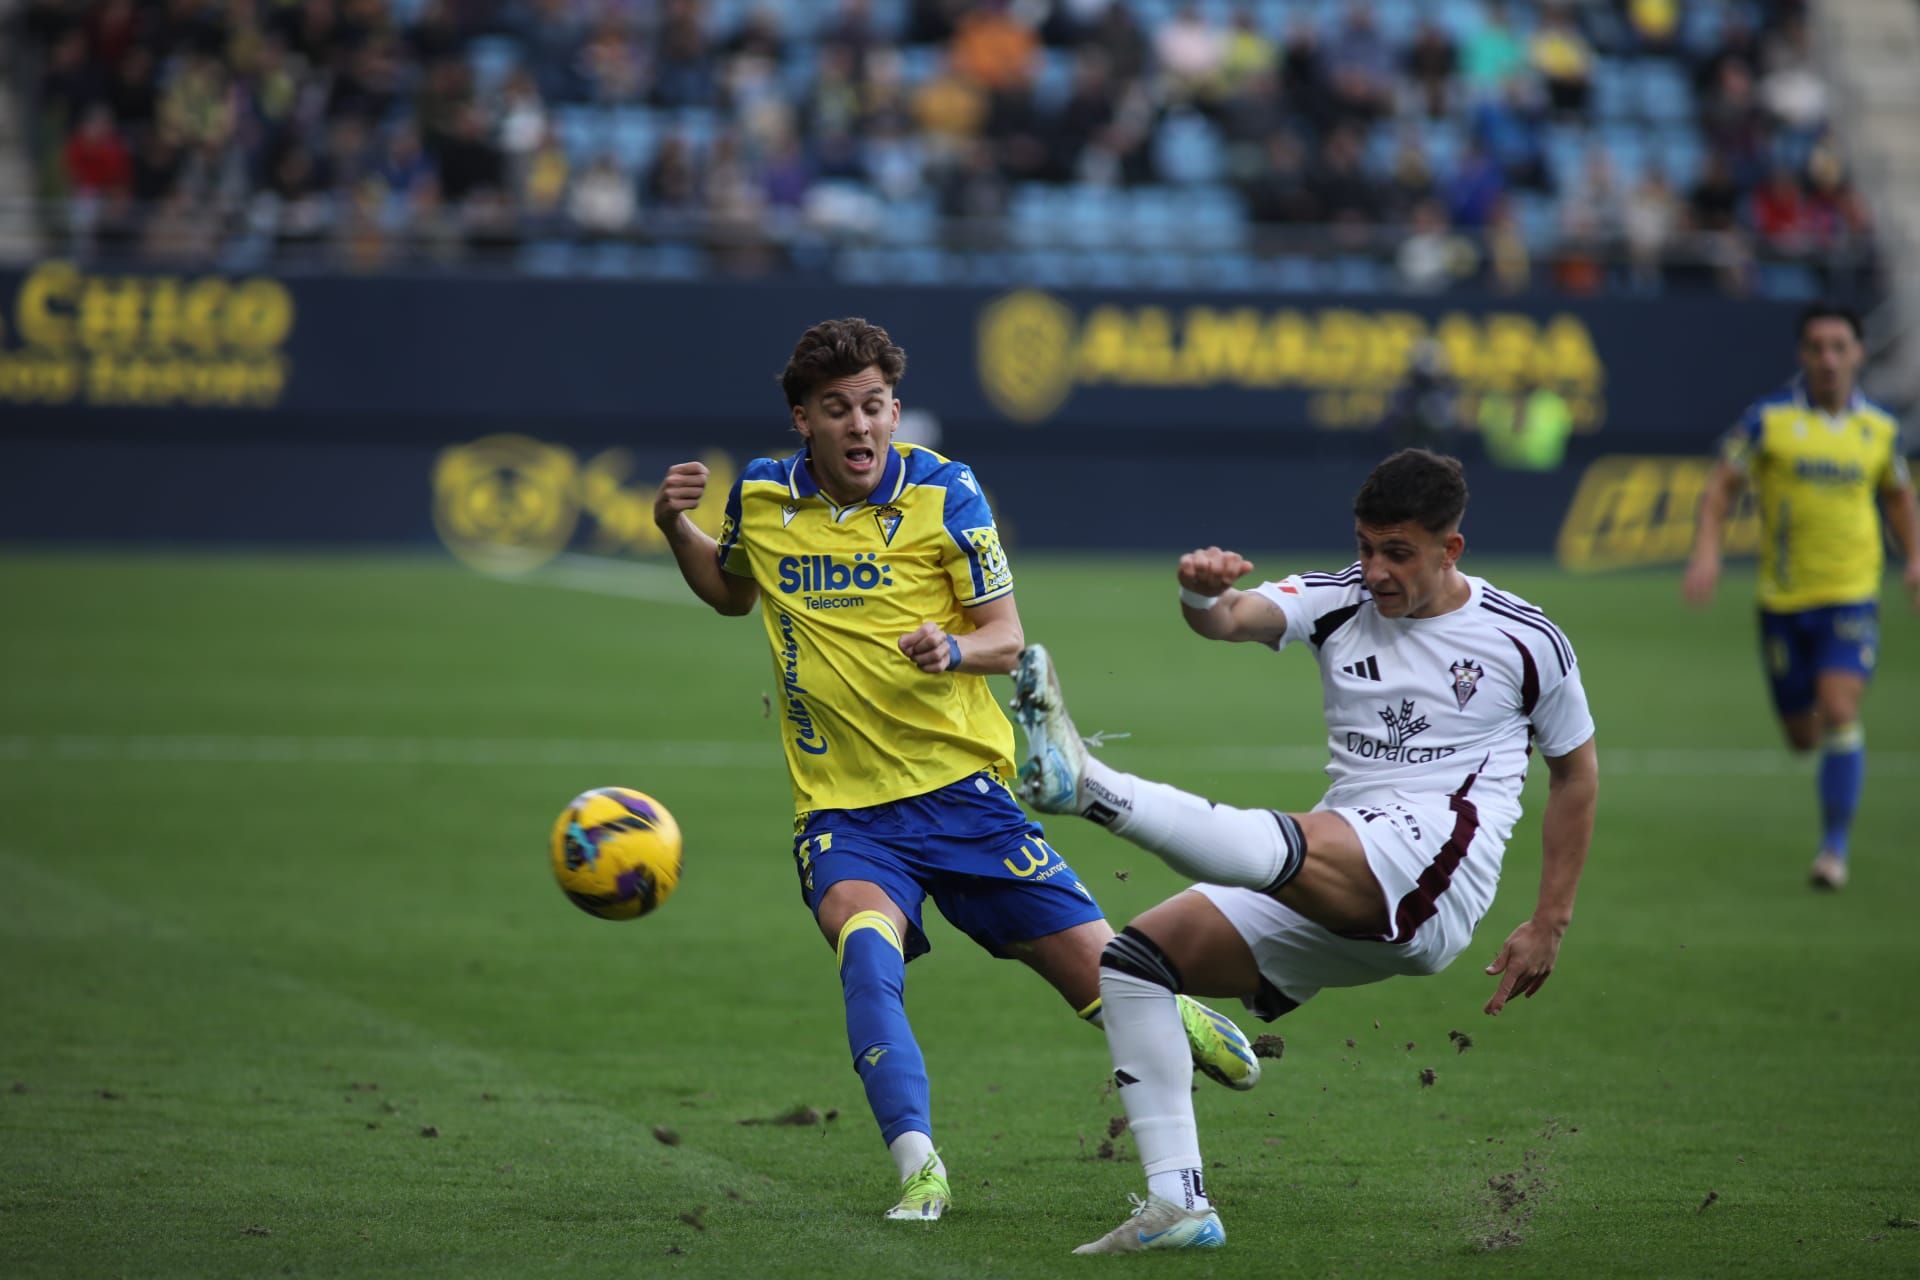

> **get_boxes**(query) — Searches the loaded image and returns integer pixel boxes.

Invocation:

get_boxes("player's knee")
[1099,925,1183,994]
[1782,718,1820,753]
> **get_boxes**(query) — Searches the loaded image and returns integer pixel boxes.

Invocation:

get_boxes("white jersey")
[1251,565,1594,848]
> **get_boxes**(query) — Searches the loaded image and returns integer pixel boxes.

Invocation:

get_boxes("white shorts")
[1193,795,1503,1019]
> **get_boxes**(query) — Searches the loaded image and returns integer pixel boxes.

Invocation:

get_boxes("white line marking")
[1,734,1913,776]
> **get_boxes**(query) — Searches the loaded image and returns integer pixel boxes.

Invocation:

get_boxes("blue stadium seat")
[1601,126,1651,184]
[1592,58,1635,123]
[877,195,938,246]
[584,242,640,278]
[468,36,522,97]
[1636,60,1693,123]
[898,45,942,87]
[555,106,609,166]
[1262,255,1320,293]
[1154,111,1225,185]
[609,106,660,172]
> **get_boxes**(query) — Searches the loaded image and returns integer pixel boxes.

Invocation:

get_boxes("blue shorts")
[793,771,1105,962]
[1759,602,1879,716]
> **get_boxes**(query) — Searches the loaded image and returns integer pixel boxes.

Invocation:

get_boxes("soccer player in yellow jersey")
[1685,304,1920,890]
[650,318,1258,1221]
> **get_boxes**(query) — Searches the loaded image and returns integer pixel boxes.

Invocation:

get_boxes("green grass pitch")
[2,549,1917,1278]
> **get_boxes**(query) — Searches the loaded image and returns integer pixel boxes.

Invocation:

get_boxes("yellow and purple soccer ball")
[549,788,683,920]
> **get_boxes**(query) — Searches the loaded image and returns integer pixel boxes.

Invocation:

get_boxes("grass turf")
[2,550,1917,1278]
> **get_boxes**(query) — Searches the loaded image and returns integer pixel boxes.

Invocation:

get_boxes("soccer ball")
[549,787,683,920]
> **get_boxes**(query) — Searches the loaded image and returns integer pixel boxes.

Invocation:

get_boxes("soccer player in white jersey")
[1010,449,1600,1254]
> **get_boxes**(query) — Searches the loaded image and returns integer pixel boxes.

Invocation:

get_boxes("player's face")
[1798,318,1863,407]
[792,366,900,504]
[1356,520,1464,619]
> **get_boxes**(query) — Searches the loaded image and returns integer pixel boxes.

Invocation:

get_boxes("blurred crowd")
[10,0,1878,292]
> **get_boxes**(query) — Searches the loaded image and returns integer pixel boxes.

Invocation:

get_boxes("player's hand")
[653,461,709,533]
[1179,547,1256,597]
[1482,918,1563,1015]
[899,621,955,674]
[1680,553,1719,608]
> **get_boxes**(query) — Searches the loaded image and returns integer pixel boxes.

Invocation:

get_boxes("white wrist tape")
[1179,587,1222,611]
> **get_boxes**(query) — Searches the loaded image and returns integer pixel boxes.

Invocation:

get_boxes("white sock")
[1084,757,1304,892]
[1147,1168,1213,1212]
[1100,966,1208,1207]
[889,1130,942,1182]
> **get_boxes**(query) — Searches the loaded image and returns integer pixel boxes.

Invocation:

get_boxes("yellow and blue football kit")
[1722,378,1908,861]
[715,441,1103,958]
[1723,379,1906,616]
[714,441,1105,1179]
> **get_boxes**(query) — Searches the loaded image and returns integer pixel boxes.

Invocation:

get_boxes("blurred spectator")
[1326,3,1394,121]
[1687,152,1741,233]
[1402,20,1458,119]
[1804,145,1870,248]
[1561,148,1623,243]
[1622,170,1679,287]
[1462,1,1525,98]
[1384,338,1458,448]
[1155,3,1226,103]
[65,104,133,200]
[1444,141,1506,230]
[912,54,988,152]
[1243,131,1316,224]
[1752,164,1811,252]
[1383,130,1436,218]
[1396,199,1476,291]
[1084,2,1150,86]
[434,104,505,204]
[1625,0,1679,55]
[569,155,636,234]
[1309,124,1382,228]
[1758,15,1827,136]
[1471,78,1551,192]
[654,0,717,108]
[1486,198,1530,292]
[951,0,1038,94]
[1530,6,1592,118]
[1219,10,1277,101]
[1279,16,1335,133]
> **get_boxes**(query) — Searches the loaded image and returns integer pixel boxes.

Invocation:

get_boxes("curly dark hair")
[1353,449,1470,533]
[1796,302,1862,343]
[778,317,908,408]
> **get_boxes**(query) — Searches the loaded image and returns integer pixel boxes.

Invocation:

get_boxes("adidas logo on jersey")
[1340,656,1382,681]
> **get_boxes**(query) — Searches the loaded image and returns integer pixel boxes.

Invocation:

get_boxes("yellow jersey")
[1723,380,1909,612]
[716,443,1017,815]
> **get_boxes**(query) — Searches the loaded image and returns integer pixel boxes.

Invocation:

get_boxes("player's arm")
[900,594,1024,675]
[1177,546,1289,645]
[1484,735,1597,1016]
[1684,409,1759,606]
[1682,459,1747,607]
[652,461,759,617]
[1876,456,1920,609]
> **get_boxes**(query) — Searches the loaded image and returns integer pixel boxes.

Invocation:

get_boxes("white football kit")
[1193,565,1595,1017]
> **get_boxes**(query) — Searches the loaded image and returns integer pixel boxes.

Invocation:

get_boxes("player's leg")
[1072,894,1257,1254]
[1761,609,1820,752]
[1810,666,1869,890]
[1011,643,1388,935]
[808,864,947,1220]
[1006,916,1262,1091]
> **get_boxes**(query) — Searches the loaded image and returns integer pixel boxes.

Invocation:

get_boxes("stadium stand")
[0,0,1884,296]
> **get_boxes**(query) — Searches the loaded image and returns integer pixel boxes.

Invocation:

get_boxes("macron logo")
[782,505,799,527]
[956,469,978,494]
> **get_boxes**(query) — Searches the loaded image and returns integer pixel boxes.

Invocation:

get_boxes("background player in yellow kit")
[1684,304,1920,889]
[650,317,1258,1221]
